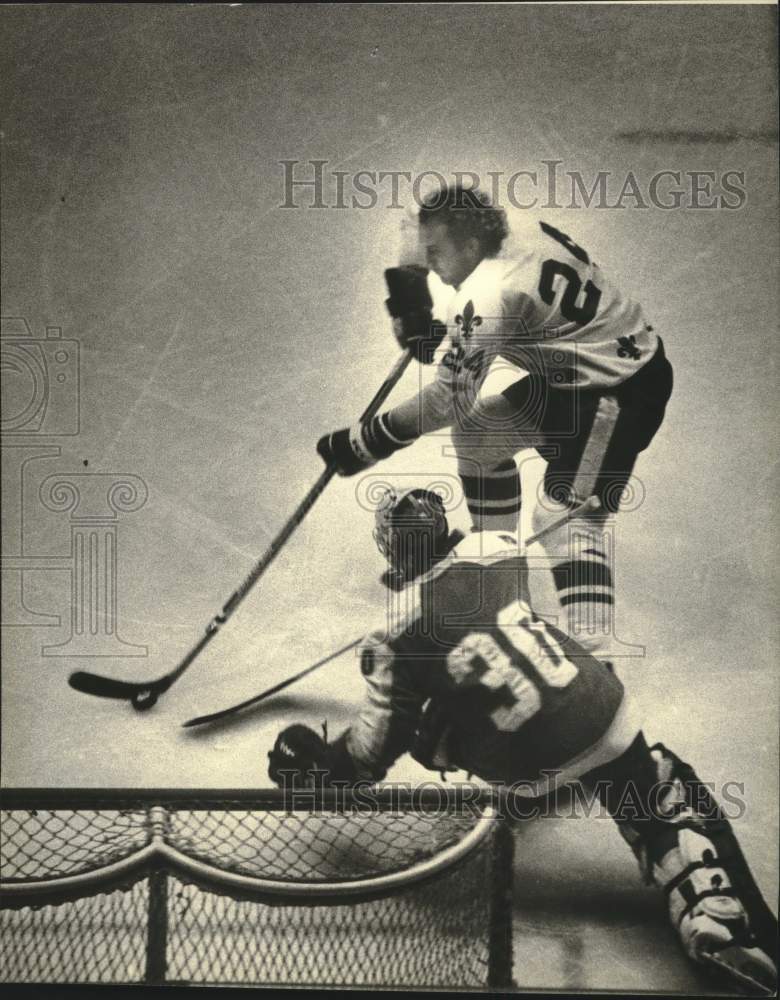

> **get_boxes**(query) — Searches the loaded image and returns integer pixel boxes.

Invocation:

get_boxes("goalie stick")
[180,494,601,727]
[181,637,361,727]
[67,348,415,711]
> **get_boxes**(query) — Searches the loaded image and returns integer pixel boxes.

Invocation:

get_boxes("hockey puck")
[132,689,158,711]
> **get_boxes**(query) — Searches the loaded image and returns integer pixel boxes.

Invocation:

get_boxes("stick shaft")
[182,637,361,727]
[211,348,414,627]
[523,495,601,548]
[183,496,601,726]
[168,349,413,695]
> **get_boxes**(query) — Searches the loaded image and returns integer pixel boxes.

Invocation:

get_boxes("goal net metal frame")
[0,786,515,990]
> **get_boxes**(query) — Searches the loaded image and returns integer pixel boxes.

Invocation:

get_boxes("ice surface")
[1,4,777,993]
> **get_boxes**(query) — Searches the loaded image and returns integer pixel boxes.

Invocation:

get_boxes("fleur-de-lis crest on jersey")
[616,334,641,360]
[454,300,482,341]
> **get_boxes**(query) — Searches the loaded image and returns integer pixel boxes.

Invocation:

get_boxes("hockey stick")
[523,494,601,548]
[67,349,415,711]
[181,494,601,728]
[181,637,362,728]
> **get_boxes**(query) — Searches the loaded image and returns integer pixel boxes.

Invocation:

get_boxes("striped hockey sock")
[552,521,614,652]
[460,459,522,532]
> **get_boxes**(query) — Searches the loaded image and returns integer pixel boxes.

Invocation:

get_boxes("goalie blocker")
[268,486,777,995]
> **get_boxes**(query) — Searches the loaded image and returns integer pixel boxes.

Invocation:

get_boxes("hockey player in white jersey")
[268,487,777,996]
[317,186,674,656]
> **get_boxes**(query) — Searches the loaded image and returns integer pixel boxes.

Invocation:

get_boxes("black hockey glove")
[268,724,330,788]
[267,724,360,788]
[385,266,447,364]
[316,413,414,477]
[392,315,448,364]
[385,265,432,315]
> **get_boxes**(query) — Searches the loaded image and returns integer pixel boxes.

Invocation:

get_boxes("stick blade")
[182,698,261,728]
[68,671,142,700]
[181,710,226,728]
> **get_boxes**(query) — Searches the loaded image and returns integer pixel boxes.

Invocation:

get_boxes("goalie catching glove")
[267,723,359,788]
[385,265,447,365]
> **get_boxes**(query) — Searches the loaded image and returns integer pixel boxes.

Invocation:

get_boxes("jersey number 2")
[539,222,602,326]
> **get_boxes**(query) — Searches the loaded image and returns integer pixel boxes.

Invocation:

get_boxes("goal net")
[0,787,514,989]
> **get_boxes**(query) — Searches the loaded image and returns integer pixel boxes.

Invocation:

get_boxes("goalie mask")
[373,487,449,584]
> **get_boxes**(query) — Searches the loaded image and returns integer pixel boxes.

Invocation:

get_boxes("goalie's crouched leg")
[268,724,360,789]
[583,734,778,995]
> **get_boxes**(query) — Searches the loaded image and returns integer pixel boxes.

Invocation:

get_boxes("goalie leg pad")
[641,745,778,963]
[587,737,778,994]
[655,820,778,995]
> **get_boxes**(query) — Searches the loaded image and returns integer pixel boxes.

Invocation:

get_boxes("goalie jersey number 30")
[445,599,579,732]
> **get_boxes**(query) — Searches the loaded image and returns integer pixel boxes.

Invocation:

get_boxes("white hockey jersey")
[392,221,657,436]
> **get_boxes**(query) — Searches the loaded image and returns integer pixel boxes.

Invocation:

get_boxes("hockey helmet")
[372,487,449,582]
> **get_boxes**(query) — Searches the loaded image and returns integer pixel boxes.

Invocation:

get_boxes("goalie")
[268,486,777,995]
